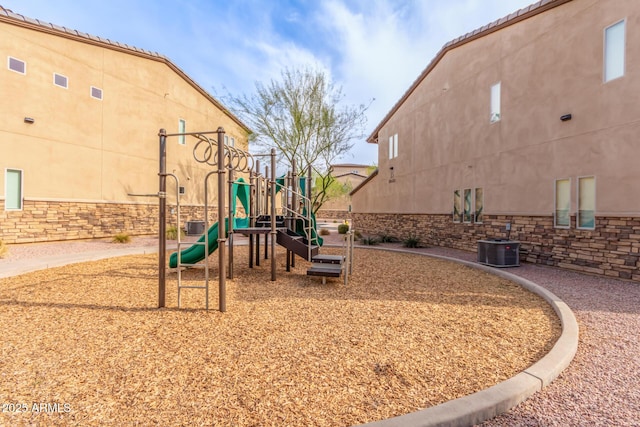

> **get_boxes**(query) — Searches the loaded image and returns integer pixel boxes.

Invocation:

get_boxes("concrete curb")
[347,247,579,427]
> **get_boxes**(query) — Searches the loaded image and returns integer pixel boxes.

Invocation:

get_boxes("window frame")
[604,19,626,83]
[463,188,473,223]
[5,168,24,211]
[554,178,571,228]
[474,187,484,224]
[577,176,596,230]
[8,56,26,74]
[178,119,186,145]
[53,73,68,89]
[453,189,462,223]
[490,82,501,123]
[388,133,398,159]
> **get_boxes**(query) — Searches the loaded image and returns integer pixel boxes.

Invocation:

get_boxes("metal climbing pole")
[158,129,167,308]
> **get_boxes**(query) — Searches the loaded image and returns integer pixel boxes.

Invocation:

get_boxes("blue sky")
[3,0,536,165]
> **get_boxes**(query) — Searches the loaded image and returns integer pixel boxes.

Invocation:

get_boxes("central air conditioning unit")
[477,239,520,267]
[186,221,205,236]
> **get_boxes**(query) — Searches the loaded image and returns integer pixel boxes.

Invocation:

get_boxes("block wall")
[352,213,640,281]
[0,199,222,243]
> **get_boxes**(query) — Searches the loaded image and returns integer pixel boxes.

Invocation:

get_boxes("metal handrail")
[279,185,314,261]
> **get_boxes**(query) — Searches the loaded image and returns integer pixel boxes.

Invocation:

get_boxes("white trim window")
[90,86,103,100]
[463,188,473,223]
[178,119,186,145]
[224,135,236,147]
[8,56,26,74]
[474,188,484,223]
[453,190,462,222]
[53,73,68,88]
[604,20,625,82]
[5,169,23,210]
[388,133,398,159]
[490,82,501,123]
[577,176,596,229]
[554,178,571,228]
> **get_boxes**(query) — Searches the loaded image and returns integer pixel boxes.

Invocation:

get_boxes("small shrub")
[319,228,330,236]
[0,240,9,258]
[354,230,362,239]
[379,234,398,243]
[403,235,421,248]
[112,233,131,243]
[361,236,379,245]
[337,223,349,234]
[166,226,186,240]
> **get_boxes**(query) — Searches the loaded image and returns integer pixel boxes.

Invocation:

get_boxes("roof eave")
[366,0,572,144]
[350,169,378,196]
[0,7,252,134]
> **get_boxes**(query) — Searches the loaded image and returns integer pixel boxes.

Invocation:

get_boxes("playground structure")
[157,127,354,312]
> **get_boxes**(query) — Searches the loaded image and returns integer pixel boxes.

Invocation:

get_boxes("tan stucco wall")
[353,0,640,217]
[320,164,369,211]
[0,20,249,211]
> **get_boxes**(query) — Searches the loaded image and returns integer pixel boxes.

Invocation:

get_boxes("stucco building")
[351,0,640,280]
[318,163,371,218]
[0,7,250,244]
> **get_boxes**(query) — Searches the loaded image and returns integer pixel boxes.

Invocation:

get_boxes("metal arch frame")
[158,127,263,312]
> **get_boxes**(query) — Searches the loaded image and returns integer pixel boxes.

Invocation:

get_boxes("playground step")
[311,255,344,265]
[276,229,319,261]
[255,215,285,228]
[306,265,342,278]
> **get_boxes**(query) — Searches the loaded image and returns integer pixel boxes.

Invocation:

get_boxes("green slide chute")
[168,178,250,268]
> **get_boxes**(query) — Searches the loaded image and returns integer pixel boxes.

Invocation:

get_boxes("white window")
[490,82,501,123]
[388,133,398,159]
[178,119,186,145]
[5,169,23,210]
[453,190,461,222]
[463,188,472,223]
[91,86,103,100]
[8,56,26,74]
[604,20,625,82]
[474,188,484,223]
[224,135,235,147]
[578,176,596,229]
[555,179,571,228]
[53,73,68,88]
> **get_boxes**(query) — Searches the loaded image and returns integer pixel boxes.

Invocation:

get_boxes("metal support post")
[228,166,234,280]
[264,164,269,261]
[158,128,167,308]
[217,127,227,312]
[270,148,277,281]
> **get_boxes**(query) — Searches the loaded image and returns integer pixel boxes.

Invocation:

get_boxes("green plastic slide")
[168,178,250,268]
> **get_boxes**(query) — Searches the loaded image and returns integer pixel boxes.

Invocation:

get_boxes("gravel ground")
[2,235,638,426]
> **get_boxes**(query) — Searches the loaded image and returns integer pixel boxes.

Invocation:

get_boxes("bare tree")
[225,67,369,213]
